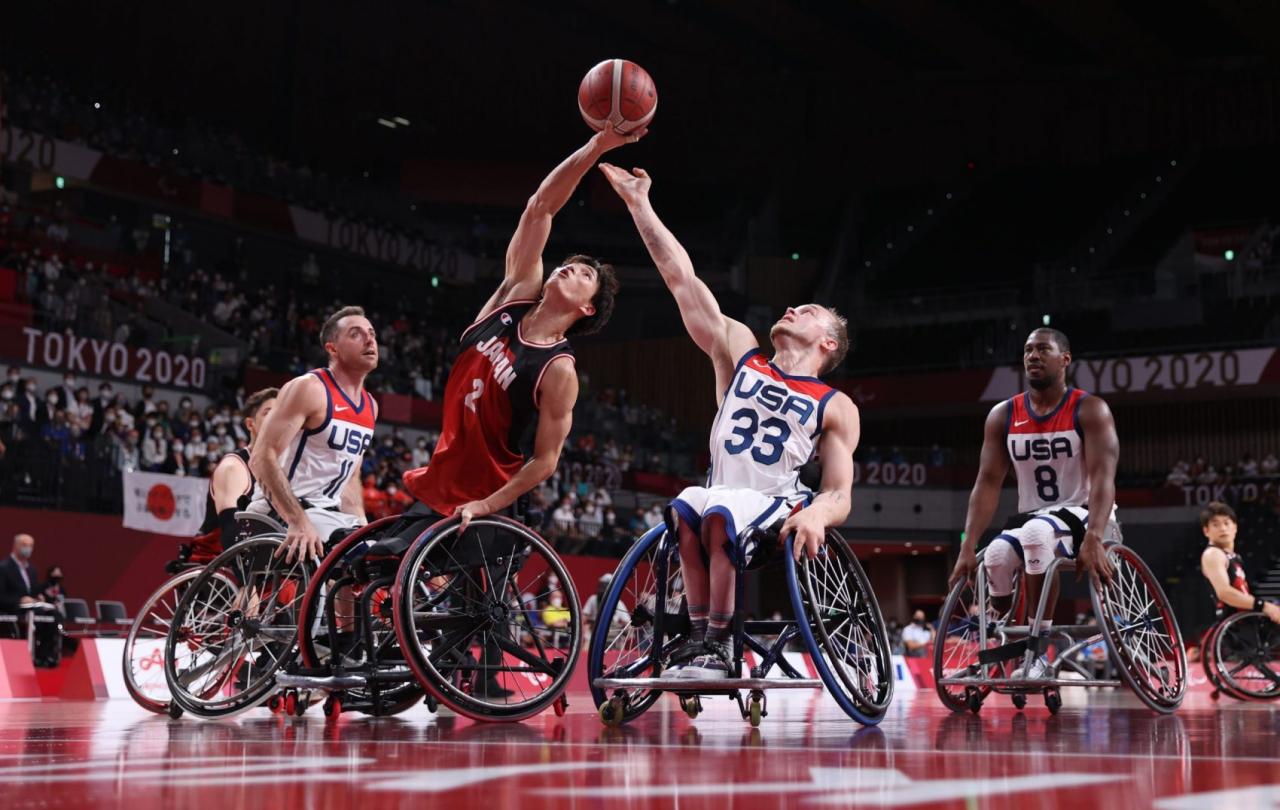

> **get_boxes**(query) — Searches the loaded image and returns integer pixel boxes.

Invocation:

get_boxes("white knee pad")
[983,537,1020,598]
[1019,518,1058,576]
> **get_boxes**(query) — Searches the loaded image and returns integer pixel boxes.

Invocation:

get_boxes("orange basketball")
[578,59,657,135]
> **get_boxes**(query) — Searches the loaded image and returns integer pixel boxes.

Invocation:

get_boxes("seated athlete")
[186,387,278,562]
[250,306,377,562]
[1199,501,1280,623]
[600,163,859,680]
[950,328,1118,679]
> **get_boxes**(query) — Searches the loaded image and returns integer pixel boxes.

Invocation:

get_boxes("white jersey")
[706,349,837,498]
[255,368,376,512]
[1005,387,1091,513]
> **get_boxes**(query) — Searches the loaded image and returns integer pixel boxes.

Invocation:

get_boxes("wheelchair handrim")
[1212,611,1280,701]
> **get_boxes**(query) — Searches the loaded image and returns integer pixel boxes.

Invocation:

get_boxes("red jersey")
[404,300,575,515]
[1214,549,1250,614]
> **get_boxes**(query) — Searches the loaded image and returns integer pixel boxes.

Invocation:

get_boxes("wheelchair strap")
[977,635,1051,665]
[1050,508,1088,544]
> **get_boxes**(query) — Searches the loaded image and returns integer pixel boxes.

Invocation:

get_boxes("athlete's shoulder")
[1201,545,1228,566]
[1075,390,1113,425]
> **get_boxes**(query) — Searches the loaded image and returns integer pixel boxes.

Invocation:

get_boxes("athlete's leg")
[1018,518,1061,633]
[676,517,709,643]
[701,513,736,644]
[983,534,1023,618]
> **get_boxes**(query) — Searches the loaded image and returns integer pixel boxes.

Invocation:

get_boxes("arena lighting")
[172,148,179,155]
[906,225,914,232]
[92,101,100,110]
[1042,314,1051,326]
[376,118,396,128]
[393,116,410,126]
[54,176,65,189]
[1225,250,1235,261]
[431,276,440,288]
[790,252,800,260]
[1170,159,1177,167]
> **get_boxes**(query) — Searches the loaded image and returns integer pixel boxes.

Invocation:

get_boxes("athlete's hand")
[593,123,649,153]
[598,163,652,206]
[1075,532,1115,591]
[276,516,324,564]
[1263,601,1280,624]
[782,508,827,562]
[453,500,494,534]
[949,546,979,588]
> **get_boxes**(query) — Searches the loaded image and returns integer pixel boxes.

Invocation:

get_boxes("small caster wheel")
[284,691,298,716]
[293,692,308,717]
[1045,690,1062,715]
[599,698,624,728]
[323,696,341,719]
[267,694,282,714]
[1209,689,1220,701]
[748,698,763,728]
[680,695,701,718]
[1011,693,1027,710]
[966,689,984,715]
[424,694,438,713]
[553,694,568,717]
[167,701,184,720]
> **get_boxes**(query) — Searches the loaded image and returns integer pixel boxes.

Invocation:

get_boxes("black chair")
[0,613,19,640]
[95,600,131,637]
[62,599,96,636]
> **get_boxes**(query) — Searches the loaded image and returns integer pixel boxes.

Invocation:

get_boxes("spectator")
[644,503,663,529]
[1165,461,1190,487]
[1240,453,1259,478]
[0,534,60,666]
[901,610,935,658]
[141,425,169,471]
[1262,453,1279,476]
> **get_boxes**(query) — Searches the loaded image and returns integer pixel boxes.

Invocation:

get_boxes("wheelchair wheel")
[392,515,581,722]
[785,532,893,723]
[297,517,424,716]
[1210,611,1280,701]
[231,511,287,545]
[933,554,1022,713]
[587,526,687,724]
[1090,543,1187,713]
[163,535,311,718]
[125,567,229,714]
[1200,622,1244,700]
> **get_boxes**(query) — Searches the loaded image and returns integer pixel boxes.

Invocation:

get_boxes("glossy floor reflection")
[0,688,1276,809]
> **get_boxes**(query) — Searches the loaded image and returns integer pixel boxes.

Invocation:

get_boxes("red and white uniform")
[1214,550,1250,616]
[671,349,837,556]
[403,300,574,516]
[250,368,376,538]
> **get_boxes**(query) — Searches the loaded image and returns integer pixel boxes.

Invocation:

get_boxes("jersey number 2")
[464,378,483,412]
[724,408,790,465]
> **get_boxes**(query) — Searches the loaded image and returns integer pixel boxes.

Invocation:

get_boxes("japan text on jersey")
[276,368,376,511]
[1005,387,1090,513]
[707,349,836,498]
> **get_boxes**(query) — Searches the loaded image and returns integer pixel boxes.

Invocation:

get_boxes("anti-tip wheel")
[966,689,984,715]
[167,702,183,720]
[748,699,763,728]
[599,698,624,728]
[1045,690,1062,715]
[1011,693,1027,710]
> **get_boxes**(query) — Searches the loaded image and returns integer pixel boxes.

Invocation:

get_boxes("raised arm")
[1075,395,1119,588]
[950,402,1013,586]
[783,393,859,560]
[452,358,578,531]
[599,164,756,385]
[476,127,647,323]
[249,374,327,562]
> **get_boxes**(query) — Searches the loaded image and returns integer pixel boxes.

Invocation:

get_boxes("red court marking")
[0,689,1277,809]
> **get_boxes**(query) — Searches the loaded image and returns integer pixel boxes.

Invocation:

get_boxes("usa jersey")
[262,368,376,511]
[1005,387,1090,513]
[403,300,574,515]
[707,349,837,497]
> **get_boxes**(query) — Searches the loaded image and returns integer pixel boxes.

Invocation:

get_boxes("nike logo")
[335,406,349,413]
[1014,419,1029,427]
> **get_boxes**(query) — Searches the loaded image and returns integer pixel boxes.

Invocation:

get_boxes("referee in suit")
[0,534,60,666]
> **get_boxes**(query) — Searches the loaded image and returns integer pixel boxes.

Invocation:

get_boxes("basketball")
[578,58,657,135]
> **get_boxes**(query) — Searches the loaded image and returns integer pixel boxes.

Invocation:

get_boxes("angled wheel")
[163,535,311,718]
[1090,543,1187,713]
[297,516,423,716]
[786,531,893,724]
[392,516,581,722]
[586,525,687,725]
[1210,611,1280,701]
[933,552,1022,713]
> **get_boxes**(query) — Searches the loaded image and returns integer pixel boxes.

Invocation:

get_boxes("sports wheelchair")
[1201,610,1280,701]
[162,510,581,721]
[123,512,285,716]
[588,521,894,728]
[933,541,1187,715]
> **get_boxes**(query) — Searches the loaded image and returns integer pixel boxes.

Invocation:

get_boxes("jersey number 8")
[724,408,791,465]
[1034,465,1060,502]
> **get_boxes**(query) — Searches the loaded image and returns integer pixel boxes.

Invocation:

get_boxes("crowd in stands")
[1164,453,1280,510]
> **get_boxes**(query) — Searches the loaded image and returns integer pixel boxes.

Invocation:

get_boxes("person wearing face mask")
[0,534,62,666]
[214,423,234,454]
[57,374,77,409]
[901,610,936,658]
[17,379,40,431]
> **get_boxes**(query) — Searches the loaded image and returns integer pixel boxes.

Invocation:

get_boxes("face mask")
[47,395,58,404]
[64,378,75,387]
[26,384,36,393]
[15,547,32,560]
[216,427,226,436]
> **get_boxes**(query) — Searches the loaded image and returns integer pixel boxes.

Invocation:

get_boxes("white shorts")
[669,485,801,566]
[984,505,1120,596]
[308,507,363,545]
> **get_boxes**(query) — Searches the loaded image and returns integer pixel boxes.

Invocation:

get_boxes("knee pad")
[984,536,1021,597]
[1019,518,1058,576]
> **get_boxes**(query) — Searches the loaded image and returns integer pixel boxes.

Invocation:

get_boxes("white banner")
[122,471,208,536]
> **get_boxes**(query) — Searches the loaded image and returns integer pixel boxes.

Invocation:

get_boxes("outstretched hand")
[599,163,652,206]
[594,124,649,153]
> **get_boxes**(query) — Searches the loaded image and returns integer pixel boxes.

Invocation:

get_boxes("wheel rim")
[1213,612,1280,700]
[933,561,1020,711]
[798,539,892,712]
[125,568,208,712]
[395,517,580,719]
[165,537,308,714]
[1094,545,1186,709]
[588,527,684,718]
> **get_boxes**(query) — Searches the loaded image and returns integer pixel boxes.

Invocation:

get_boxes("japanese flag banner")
[122,471,208,536]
